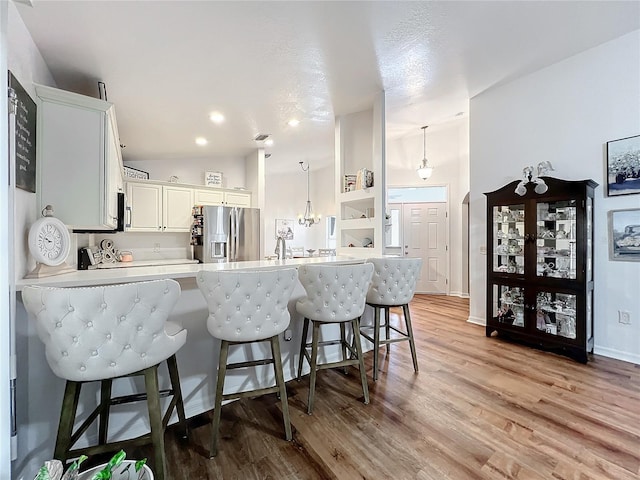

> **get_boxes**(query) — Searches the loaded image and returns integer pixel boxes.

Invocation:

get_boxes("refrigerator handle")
[229,209,237,262]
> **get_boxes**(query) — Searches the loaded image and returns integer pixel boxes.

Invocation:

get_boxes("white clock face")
[28,216,71,266]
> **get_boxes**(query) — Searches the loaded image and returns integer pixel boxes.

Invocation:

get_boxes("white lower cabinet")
[127,182,193,232]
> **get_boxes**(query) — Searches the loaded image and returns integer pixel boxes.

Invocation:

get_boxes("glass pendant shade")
[298,162,320,227]
[417,125,433,180]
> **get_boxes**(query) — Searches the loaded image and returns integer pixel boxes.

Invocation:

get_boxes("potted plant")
[34,451,150,480]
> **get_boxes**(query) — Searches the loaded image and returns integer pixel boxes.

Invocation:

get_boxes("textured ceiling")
[15,1,640,170]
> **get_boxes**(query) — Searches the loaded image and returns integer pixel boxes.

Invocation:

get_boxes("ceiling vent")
[254,133,270,142]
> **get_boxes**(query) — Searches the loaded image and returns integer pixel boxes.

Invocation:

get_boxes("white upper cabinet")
[35,84,124,231]
[126,181,193,232]
[194,188,251,207]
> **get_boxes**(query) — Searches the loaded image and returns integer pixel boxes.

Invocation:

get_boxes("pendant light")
[417,125,433,180]
[298,161,320,227]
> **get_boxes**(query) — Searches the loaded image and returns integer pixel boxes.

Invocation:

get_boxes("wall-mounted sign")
[9,71,37,193]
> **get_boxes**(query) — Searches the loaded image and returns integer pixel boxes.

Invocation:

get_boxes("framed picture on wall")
[606,134,640,196]
[609,208,640,261]
[275,219,294,240]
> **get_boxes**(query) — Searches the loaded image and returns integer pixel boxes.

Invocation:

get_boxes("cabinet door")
[127,182,162,232]
[224,191,251,207]
[105,110,124,228]
[491,203,526,276]
[194,189,224,206]
[535,199,578,280]
[163,186,193,232]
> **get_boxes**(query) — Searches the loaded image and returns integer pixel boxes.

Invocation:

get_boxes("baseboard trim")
[467,315,486,326]
[449,291,470,298]
[593,345,640,365]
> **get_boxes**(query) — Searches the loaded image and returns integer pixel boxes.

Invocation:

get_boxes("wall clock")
[25,205,74,278]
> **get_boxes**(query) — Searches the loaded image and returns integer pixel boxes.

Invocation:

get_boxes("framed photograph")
[606,134,640,196]
[609,208,640,261]
[275,219,294,240]
[123,166,149,180]
[205,171,223,187]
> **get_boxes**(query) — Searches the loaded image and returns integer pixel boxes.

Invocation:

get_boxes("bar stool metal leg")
[211,340,230,458]
[385,307,391,354]
[270,335,292,440]
[166,354,188,439]
[340,323,348,374]
[403,304,419,373]
[98,379,112,445]
[373,306,381,382]
[54,380,81,462]
[352,317,369,405]
[307,322,320,415]
[297,317,309,381]
[144,364,166,480]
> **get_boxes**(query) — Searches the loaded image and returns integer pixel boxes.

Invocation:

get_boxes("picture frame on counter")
[205,171,223,187]
[123,166,150,180]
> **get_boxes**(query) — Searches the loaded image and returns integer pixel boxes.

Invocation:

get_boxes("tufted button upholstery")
[197,268,297,342]
[296,263,373,322]
[22,279,186,382]
[196,268,297,457]
[295,263,373,414]
[360,257,422,382]
[365,257,422,306]
[21,279,188,480]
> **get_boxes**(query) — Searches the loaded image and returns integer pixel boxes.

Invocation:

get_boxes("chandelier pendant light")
[298,161,320,227]
[417,125,433,180]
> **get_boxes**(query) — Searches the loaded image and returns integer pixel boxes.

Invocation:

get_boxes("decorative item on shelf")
[343,174,357,192]
[123,166,149,180]
[205,171,223,187]
[25,205,74,278]
[416,125,433,180]
[355,168,373,189]
[298,161,320,227]
[514,161,554,196]
[98,238,118,264]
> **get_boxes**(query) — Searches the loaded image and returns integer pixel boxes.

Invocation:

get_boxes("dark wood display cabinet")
[485,177,598,363]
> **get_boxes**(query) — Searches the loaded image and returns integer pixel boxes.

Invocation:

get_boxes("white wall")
[264,163,335,256]
[124,155,246,189]
[469,30,640,364]
[386,118,470,296]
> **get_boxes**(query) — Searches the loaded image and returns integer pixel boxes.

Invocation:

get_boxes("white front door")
[403,202,448,294]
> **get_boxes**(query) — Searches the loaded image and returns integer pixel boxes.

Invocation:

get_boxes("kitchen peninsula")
[16,255,368,462]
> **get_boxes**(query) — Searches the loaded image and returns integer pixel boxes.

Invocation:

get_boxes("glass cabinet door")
[536,200,577,279]
[492,284,525,328]
[536,291,577,339]
[492,204,525,275]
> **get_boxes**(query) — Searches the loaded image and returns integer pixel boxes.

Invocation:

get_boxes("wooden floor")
[133,295,640,479]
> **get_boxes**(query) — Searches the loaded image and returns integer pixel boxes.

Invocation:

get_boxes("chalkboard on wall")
[9,71,37,193]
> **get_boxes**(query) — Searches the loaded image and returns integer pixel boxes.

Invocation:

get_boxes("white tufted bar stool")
[363,257,423,381]
[196,268,297,458]
[21,279,188,480]
[296,263,374,414]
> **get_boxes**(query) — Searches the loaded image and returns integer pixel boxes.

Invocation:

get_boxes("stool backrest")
[197,268,297,342]
[296,263,374,322]
[365,257,423,306]
[22,279,182,382]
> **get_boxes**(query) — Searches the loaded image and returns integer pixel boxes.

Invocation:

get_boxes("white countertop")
[15,256,363,291]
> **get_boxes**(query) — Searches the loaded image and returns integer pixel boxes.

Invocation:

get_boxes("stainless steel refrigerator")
[192,205,261,262]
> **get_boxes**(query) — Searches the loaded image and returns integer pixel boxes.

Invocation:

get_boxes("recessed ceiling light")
[288,119,300,127]
[264,138,274,146]
[195,137,208,146]
[209,112,225,124]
